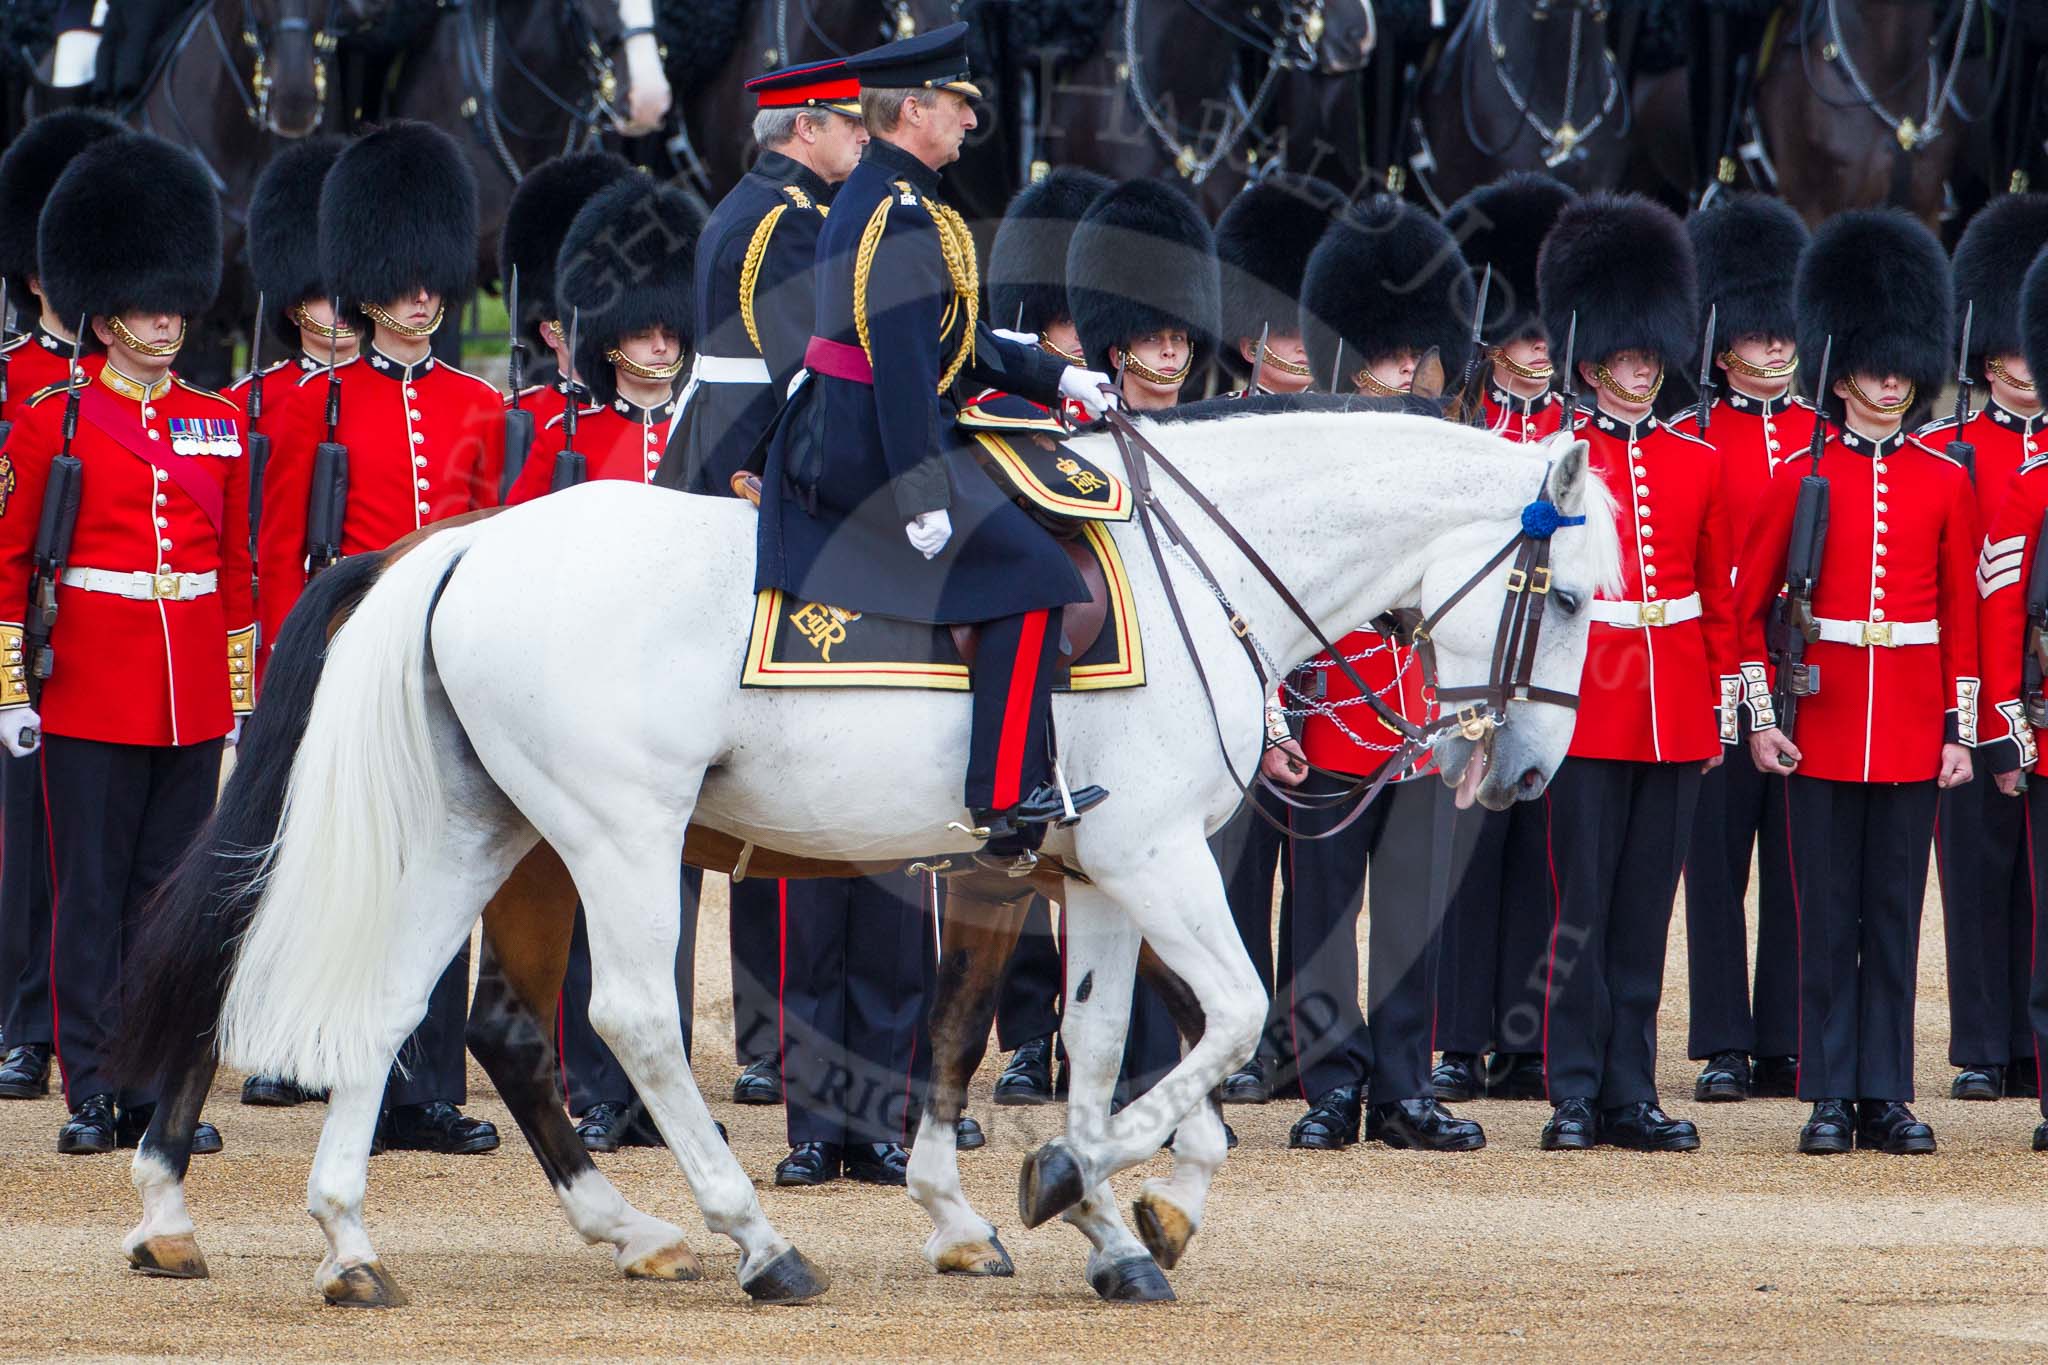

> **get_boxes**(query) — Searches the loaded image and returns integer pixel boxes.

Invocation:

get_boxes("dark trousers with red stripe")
[1681,716,1798,1059]
[729,876,783,1066]
[559,870,702,1112]
[0,750,54,1047]
[781,873,927,1147]
[1435,796,1552,1059]
[996,895,1061,1051]
[1783,775,1934,1102]
[1284,776,1451,1105]
[44,735,221,1108]
[1937,771,2033,1067]
[2020,778,2048,1113]
[966,607,1063,812]
[1542,757,1701,1107]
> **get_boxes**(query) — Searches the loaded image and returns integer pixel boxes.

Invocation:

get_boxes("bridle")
[1799,0,1976,153]
[451,0,627,184]
[1099,405,1582,839]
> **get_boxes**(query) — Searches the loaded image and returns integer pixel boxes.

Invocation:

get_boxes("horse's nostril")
[1519,768,1543,790]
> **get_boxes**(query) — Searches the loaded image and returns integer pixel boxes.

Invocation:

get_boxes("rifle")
[1455,262,1492,420]
[1694,303,1718,436]
[502,265,534,498]
[23,324,87,731]
[1765,335,1833,749]
[1240,321,1269,399]
[244,292,268,564]
[306,296,349,575]
[550,307,587,491]
[2024,506,2048,731]
[1946,300,1975,477]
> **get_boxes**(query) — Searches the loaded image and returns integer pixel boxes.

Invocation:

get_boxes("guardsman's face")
[379,287,442,333]
[815,111,869,183]
[1834,369,1911,426]
[616,324,680,370]
[297,297,360,361]
[1042,317,1082,360]
[93,309,184,376]
[1721,332,1796,395]
[1988,351,2040,412]
[1359,348,1420,394]
[1113,328,1189,409]
[1240,331,1311,394]
[1499,335,1549,374]
[1584,348,1660,415]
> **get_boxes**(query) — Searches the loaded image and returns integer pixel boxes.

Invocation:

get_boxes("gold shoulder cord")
[854,184,979,394]
[853,194,895,369]
[739,203,788,356]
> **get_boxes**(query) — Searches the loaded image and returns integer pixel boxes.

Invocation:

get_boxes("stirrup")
[972,848,1040,877]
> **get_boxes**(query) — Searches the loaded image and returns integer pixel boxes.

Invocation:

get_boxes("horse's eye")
[1551,589,1583,616]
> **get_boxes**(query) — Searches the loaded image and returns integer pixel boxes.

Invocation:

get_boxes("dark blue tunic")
[756,139,1087,626]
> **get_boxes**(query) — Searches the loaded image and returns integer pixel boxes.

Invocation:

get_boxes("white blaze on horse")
[611,0,672,134]
[120,403,1616,1306]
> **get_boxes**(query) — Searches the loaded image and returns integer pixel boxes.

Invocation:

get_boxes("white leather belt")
[1590,592,1702,628]
[61,567,217,601]
[689,354,770,384]
[1813,616,1938,647]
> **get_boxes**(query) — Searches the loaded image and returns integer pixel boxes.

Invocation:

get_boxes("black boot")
[1221,1055,1271,1105]
[1694,1051,1752,1103]
[1487,1052,1548,1100]
[1854,1100,1935,1155]
[732,1057,782,1105]
[1540,1098,1597,1151]
[1750,1054,1799,1098]
[380,1101,500,1155]
[994,1036,1055,1105]
[775,1141,841,1186]
[57,1094,117,1155]
[971,783,1110,873]
[115,1103,221,1155]
[1797,1099,1854,1155]
[241,1074,317,1107]
[0,1043,52,1099]
[1366,1097,1485,1151]
[843,1141,910,1185]
[1431,1052,1483,1103]
[1287,1084,1361,1150]
[1599,1101,1700,1152]
[1951,1065,2005,1102]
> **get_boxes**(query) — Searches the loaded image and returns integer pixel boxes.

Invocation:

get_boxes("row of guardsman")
[0,17,2046,1176]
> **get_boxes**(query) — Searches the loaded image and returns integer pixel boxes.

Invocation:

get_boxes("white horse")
[126,406,1617,1306]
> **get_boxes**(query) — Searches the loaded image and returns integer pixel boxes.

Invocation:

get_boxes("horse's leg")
[468,853,700,1281]
[1130,944,1226,1273]
[571,826,826,1305]
[906,879,1031,1277]
[1038,884,1173,1302]
[123,1052,218,1279]
[1020,836,1263,1227]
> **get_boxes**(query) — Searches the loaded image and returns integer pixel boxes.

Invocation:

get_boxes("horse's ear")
[1411,348,1446,401]
[1547,439,1593,513]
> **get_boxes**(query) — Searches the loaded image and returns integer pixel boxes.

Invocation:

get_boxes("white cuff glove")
[1059,366,1117,418]
[0,707,40,758]
[226,717,244,748]
[906,509,953,559]
[991,327,1038,346]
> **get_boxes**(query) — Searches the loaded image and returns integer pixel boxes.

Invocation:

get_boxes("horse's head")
[579,0,672,136]
[1419,435,1620,810]
[1310,0,1376,74]
[247,0,333,138]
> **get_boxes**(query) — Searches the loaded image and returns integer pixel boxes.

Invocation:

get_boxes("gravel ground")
[4,868,2047,1362]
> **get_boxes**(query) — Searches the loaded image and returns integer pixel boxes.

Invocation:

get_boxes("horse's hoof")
[934,1232,1015,1277]
[126,1233,209,1280]
[1132,1190,1196,1271]
[320,1259,410,1308]
[740,1246,830,1305]
[1017,1140,1087,1228]
[622,1239,703,1281]
[1088,1254,1175,1303]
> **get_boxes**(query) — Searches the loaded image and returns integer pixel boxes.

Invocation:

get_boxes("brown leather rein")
[1098,406,1583,839]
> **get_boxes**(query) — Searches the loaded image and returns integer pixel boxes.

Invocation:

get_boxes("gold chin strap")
[606,347,686,381]
[1261,344,1311,377]
[1842,373,1916,415]
[542,319,566,349]
[1123,350,1192,387]
[1590,361,1664,405]
[1989,355,2037,392]
[1718,349,1799,381]
[290,301,354,342]
[1489,347,1554,381]
[361,301,446,339]
[107,316,186,358]
[1353,366,1410,397]
[1040,336,1085,366]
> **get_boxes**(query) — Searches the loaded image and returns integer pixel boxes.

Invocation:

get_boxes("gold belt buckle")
[1638,601,1666,627]
[1861,620,1892,647]
[151,573,182,600]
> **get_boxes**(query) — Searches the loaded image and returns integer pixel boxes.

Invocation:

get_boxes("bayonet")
[307,296,350,575]
[1241,320,1270,399]
[1556,312,1580,422]
[552,306,588,491]
[245,293,269,563]
[1806,335,1833,473]
[1330,338,1344,395]
[1455,263,1492,410]
[1695,303,1718,436]
[1946,300,1976,477]
[502,265,534,497]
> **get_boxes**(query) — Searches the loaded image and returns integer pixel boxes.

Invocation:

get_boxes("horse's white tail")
[218,527,481,1089]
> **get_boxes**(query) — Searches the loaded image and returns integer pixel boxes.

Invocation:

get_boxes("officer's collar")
[755,149,833,207]
[864,137,942,197]
[1838,424,1906,458]
[1725,386,1794,417]
[294,351,326,372]
[365,343,436,381]
[1488,383,1554,415]
[1592,408,1658,442]
[1989,398,2047,433]
[98,362,173,402]
[611,392,678,423]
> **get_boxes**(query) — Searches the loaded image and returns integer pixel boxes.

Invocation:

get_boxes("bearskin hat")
[319,120,478,329]
[2023,246,2048,387]
[248,135,349,345]
[0,109,124,317]
[502,151,635,352]
[1795,207,1951,408]
[556,174,703,406]
[1687,192,1807,348]
[1538,193,1697,372]
[1214,172,1349,366]
[1066,178,1220,377]
[1300,196,1475,390]
[1440,172,1575,347]
[37,133,221,333]
[1952,193,2048,367]
[989,167,1111,336]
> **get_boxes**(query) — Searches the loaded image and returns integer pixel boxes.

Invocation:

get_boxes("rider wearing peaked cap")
[0,131,244,1157]
[1440,171,1576,443]
[1735,207,1975,1158]
[1669,191,1815,1109]
[1533,192,1735,1156]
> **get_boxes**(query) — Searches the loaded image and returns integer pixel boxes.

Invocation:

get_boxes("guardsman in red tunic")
[1432,172,1578,1106]
[1275,197,1485,1154]
[1533,194,1735,1154]
[0,109,122,1104]
[1736,209,1976,1156]
[258,120,504,1157]
[1972,242,2048,1151]
[1923,195,2048,1105]
[1670,194,1815,1107]
[0,133,247,1155]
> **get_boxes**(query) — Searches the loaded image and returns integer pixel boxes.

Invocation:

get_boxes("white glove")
[906,509,953,559]
[226,717,244,748]
[0,707,40,757]
[992,327,1038,346]
[1059,366,1117,418]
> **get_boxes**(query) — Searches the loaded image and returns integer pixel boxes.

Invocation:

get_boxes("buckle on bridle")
[1230,613,1251,638]
[1529,566,1552,594]
[1505,567,1529,594]
[1456,706,1494,741]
